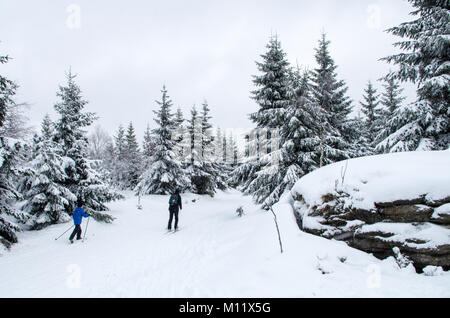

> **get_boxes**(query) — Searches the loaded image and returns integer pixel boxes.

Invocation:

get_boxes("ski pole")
[55,225,74,241]
[82,213,91,242]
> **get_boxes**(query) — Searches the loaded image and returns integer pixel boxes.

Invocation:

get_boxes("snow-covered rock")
[291,151,450,271]
[423,266,445,277]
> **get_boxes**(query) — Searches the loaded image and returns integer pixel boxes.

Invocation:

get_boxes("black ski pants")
[168,208,179,230]
[69,225,82,240]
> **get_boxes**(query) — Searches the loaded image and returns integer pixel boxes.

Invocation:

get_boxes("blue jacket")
[73,207,89,225]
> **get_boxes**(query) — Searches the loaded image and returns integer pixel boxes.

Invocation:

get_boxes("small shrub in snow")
[338,256,347,263]
[392,247,413,269]
[236,206,244,217]
[423,266,445,277]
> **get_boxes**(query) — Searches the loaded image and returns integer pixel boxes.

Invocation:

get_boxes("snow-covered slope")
[0,190,449,297]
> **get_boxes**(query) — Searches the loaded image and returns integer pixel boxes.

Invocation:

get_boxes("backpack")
[169,194,179,207]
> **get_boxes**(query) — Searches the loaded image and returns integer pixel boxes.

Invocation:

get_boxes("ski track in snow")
[0,190,449,298]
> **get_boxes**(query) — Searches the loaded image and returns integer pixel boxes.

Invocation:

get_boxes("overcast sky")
[1,0,417,143]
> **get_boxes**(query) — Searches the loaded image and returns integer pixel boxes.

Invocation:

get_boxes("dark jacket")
[169,194,182,212]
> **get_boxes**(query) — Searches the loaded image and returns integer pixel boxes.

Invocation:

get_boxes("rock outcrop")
[293,192,450,272]
[290,151,450,273]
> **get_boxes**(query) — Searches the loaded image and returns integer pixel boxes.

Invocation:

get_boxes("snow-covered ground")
[0,190,449,298]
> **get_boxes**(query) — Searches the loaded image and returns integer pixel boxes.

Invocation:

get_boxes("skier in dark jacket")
[69,200,91,243]
[168,189,182,231]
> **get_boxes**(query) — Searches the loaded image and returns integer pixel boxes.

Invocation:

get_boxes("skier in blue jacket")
[69,200,91,243]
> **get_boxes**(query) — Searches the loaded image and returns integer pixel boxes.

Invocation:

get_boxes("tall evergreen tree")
[374,77,406,153]
[0,54,17,132]
[215,127,224,164]
[248,67,324,207]
[142,123,155,169]
[0,137,24,246]
[200,101,213,160]
[52,70,122,215]
[185,102,220,195]
[250,34,291,129]
[53,70,97,156]
[347,112,374,158]
[311,33,353,165]
[124,122,142,189]
[187,105,202,166]
[0,53,26,246]
[233,35,292,198]
[110,125,127,188]
[173,107,189,165]
[381,0,450,150]
[223,133,232,164]
[360,81,382,146]
[380,76,405,115]
[114,125,126,162]
[18,134,76,230]
[41,114,54,141]
[136,86,187,195]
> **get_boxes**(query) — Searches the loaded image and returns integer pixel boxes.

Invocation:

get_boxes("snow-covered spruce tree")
[0,55,31,139]
[231,135,240,167]
[52,70,123,218]
[173,107,189,166]
[174,107,185,136]
[250,34,291,130]
[346,113,374,158]
[185,102,220,195]
[123,122,142,189]
[380,0,449,151]
[235,35,292,201]
[380,76,406,116]
[250,68,326,207]
[213,127,231,189]
[0,53,26,246]
[374,77,406,153]
[360,81,383,147]
[185,105,202,192]
[41,114,54,141]
[203,102,229,191]
[223,133,231,164]
[215,127,224,165]
[18,133,76,230]
[230,132,265,193]
[111,125,127,188]
[0,137,25,247]
[311,33,353,165]
[135,86,187,195]
[0,101,31,139]
[225,133,237,166]
[0,54,9,126]
[142,123,156,169]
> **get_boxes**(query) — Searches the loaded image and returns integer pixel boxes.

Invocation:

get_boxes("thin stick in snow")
[269,206,283,254]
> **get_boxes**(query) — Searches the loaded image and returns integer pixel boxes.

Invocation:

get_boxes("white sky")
[1,0,417,144]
